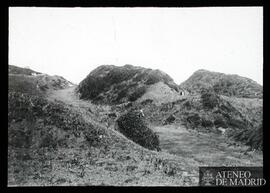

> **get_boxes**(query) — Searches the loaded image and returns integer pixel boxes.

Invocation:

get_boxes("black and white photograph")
[8,6,264,186]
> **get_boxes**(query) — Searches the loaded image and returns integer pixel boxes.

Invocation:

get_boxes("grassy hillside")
[8,65,263,186]
[131,90,263,150]
[77,64,179,104]
[180,69,262,98]
[8,66,199,186]
[9,65,74,96]
[9,65,42,75]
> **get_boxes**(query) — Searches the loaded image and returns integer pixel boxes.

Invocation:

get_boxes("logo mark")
[201,170,215,186]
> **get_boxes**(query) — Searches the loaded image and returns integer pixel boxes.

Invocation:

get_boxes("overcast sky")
[9,7,263,85]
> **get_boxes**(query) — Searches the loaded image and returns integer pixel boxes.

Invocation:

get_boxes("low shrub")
[201,89,220,109]
[140,99,153,105]
[163,114,176,125]
[228,124,262,150]
[201,117,214,127]
[213,115,228,128]
[228,118,247,130]
[183,101,191,109]
[116,110,160,151]
[186,113,201,129]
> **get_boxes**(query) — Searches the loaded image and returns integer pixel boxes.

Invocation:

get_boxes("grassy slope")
[8,86,199,186]
[132,92,263,150]
[8,65,263,186]
[153,125,262,167]
[137,82,182,105]
[9,65,74,96]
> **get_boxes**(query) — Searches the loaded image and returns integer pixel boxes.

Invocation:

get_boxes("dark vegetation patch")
[200,89,220,109]
[227,124,263,150]
[163,114,176,125]
[116,110,160,151]
[140,99,154,105]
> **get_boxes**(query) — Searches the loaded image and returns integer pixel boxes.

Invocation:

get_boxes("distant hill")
[180,69,262,98]
[77,64,180,104]
[9,65,42,75]
[9,65,74,96]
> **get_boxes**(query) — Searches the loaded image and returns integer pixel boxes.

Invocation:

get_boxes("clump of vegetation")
[116,110,160,151]
[140,99,153,105]
[201,89,220,109]
[213,114,228,128]
[163,114,176,125]
[227,118,248,130]
[228,124,263,150]
[186,113,202,129]
[201,116,214,128]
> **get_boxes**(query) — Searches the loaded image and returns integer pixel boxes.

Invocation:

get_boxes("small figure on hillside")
[139,109,145,117]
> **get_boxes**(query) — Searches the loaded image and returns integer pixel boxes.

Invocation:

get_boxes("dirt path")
[153,125,263,167]
[47,86,112,125]
[47,86,95,109]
